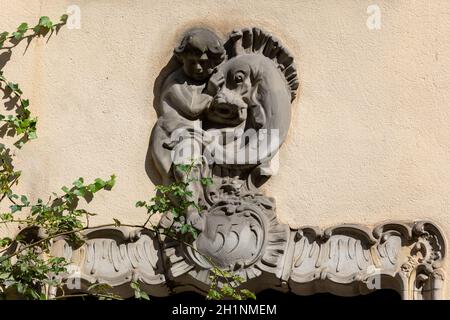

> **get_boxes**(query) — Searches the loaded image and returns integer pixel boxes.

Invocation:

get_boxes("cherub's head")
[174,28,225,82]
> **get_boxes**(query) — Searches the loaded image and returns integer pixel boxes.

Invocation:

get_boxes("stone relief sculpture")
[150,27,298,232]
[150,28,226,228]
[51,27,446,300]
[153,27,298,291]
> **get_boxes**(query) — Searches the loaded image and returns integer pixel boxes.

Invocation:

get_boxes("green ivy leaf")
[130,281,149,300]
[180,224,189,234]
[0,237,12,247]
[87,282,115,298]
[93,178,106,190]
[12,23,28,40]
[73,187,86,197]
[207,289,222,300]
[105,174,116,189]
[0,272,10,280]
[189,227,198,239]
[38,16,53,29]
[139,291,150,300]
[12,32,22,40]
[10,204,22,213]
[72,177,84,188]
[0,213,13,221]
[221,284,234,296]
[27,131,37,140]
[20,195,29,206]
[240,289,256,300]
[16,282,25,294]
[200,177,213,186]
[170,207,180,218]
[21,99,30,108]
[177,164,191,173]
[18,23,28,32]
[7,82,22,95]
[130,281,138,290]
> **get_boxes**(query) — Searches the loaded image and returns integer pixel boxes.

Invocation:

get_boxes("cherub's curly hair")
[174,28,225,64]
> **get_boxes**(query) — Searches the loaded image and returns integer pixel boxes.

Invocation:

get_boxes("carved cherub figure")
[150,28,225,230]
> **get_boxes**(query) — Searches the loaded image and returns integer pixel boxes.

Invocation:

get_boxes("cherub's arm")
[162,82,212,119]
[158,82,207,135]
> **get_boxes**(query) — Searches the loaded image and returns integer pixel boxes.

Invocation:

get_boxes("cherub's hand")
[206,71,225,96]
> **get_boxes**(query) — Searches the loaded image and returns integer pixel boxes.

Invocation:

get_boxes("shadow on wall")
[0,26,64,143]
[144,55,180,186]
[0,26,64,72]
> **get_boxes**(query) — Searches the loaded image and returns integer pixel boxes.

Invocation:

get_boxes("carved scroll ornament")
[52,220,445,300]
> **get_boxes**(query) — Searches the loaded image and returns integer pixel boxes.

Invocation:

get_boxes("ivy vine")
[0,14,255,301]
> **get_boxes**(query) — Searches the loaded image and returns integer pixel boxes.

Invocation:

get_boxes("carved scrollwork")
[287,221,446,299]
[51,220,446,299]
[161,188,290,291]
[51,227,168,297]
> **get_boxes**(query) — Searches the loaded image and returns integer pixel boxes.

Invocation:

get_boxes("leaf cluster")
[0,175,116,299]
[206,267,256,300]
[0,15,68,47]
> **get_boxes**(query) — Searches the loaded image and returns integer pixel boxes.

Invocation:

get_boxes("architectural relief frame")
[51,27,447,300]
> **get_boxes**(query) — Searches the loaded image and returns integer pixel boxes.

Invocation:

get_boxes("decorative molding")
[51,227,169,297]
[52,220,446,300]
[287,221,446,299]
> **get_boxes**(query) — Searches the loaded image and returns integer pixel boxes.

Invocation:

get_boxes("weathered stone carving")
[150,27,299,290]
[53,220,445,300]
[50,27,446,300]
[150,27,298,231]
[51,227,168,297]
[286,221,446,299]
[161,190,291,294]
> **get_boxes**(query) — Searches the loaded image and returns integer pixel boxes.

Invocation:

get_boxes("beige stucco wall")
[1,0,450,297]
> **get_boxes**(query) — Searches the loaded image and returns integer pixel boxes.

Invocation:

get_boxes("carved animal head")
[206,53,293,163]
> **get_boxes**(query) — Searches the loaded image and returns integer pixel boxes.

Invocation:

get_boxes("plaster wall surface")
[1,0,450,297]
